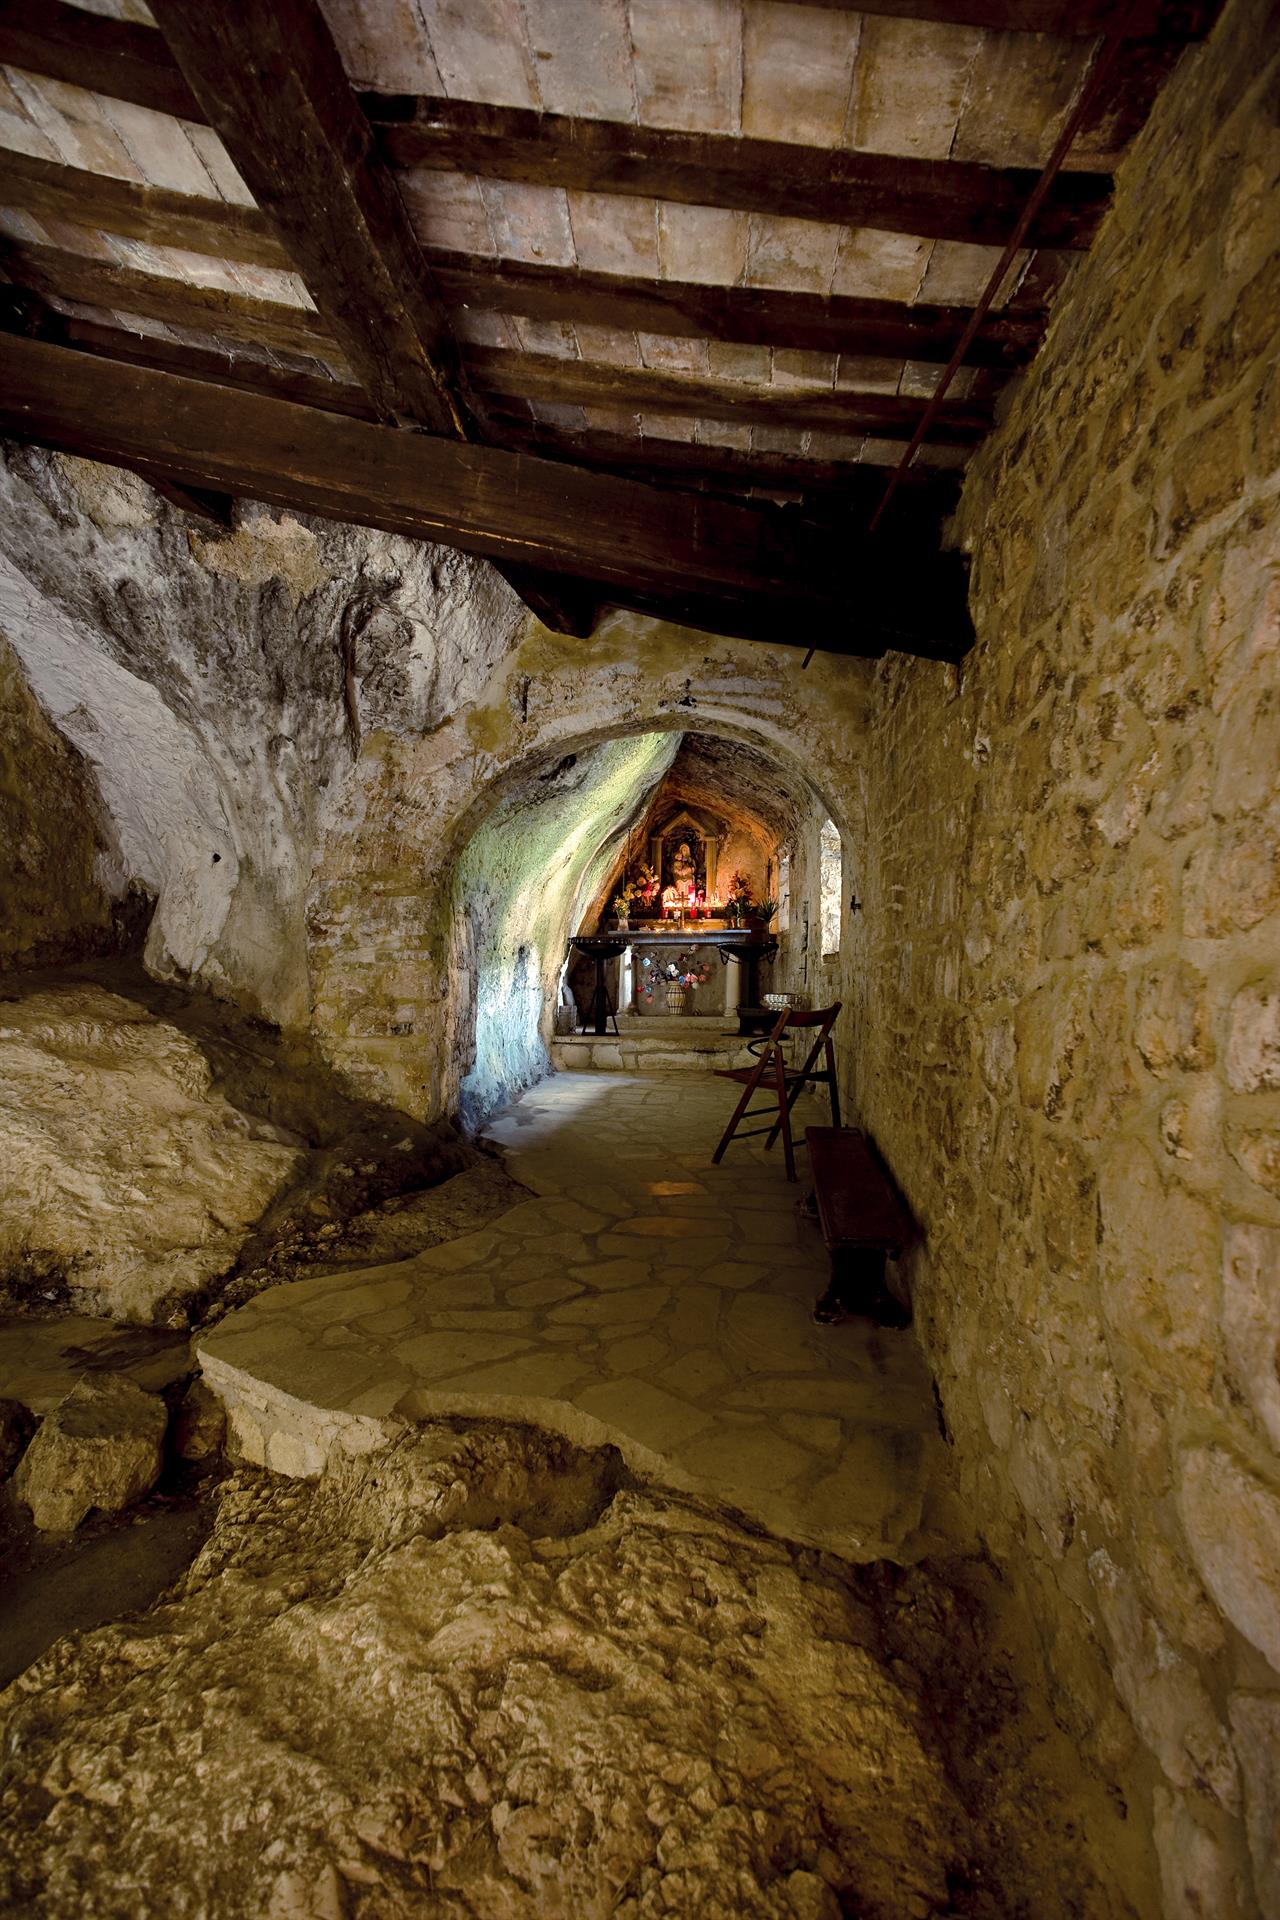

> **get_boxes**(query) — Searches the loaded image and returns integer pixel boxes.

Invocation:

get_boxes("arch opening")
[448,721,846,1129]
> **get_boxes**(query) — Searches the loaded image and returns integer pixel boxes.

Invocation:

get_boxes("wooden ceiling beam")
[0,146,1049,366]
[147,0,471,435]
[369,98,1113,251]
[0,303,375,421]
[0,239,337,362]
[145,0,593,637]
[0,0,202,120]
[467,348,992,443]
[431,253,1044,369]
[496,419,964,511]
[754,0,1217,35]
[0,146,1048,366]
[0,149,289,271]
[0,334,973,663]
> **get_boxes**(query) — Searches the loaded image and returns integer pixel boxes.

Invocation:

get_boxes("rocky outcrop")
[0,983,301,1324]
[0,1424,1130,1919]
[13,1375,167,1531]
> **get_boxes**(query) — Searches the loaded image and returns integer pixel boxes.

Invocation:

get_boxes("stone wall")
[844,4,1280,1911]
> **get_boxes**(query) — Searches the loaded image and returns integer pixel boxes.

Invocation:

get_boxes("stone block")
[1221,1223,1280,1449]
[1134,959,1213,1075]
[1183,818,1280,935]
[1087,1548,1237,1807]
[14,1374,167,1531]
[1225,979,1280,1090]
[1099,1140,1217,1393]
[1226,1125,1280,1197]
[1177,1445,1280,1673]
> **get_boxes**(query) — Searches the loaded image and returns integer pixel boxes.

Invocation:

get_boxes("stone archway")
[305,611,872,1122]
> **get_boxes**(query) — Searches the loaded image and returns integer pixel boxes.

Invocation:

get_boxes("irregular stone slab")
[0,985,302,1325]
[15,1374,167,1531]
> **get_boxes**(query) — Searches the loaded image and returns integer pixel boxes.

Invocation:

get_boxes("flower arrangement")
[728,869,755,911]
[639,950,713,999]
[723,871,777,927]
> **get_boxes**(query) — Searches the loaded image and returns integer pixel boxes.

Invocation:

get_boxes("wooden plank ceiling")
[0,0,1218,661]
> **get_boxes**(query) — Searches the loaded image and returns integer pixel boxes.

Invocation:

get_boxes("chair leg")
[825,1039,841,1128]
[773,1047,797,1180]
[712,1057,769,1164]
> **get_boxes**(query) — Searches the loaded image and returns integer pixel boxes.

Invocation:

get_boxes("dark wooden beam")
[0,156,1050,369]
[0,334,973,662]
[147,0,472,435]
[7,306,375,420]
[0,239,336,361]
[498,419,964,511]
[145,0,591,636]
[0,0,202,120]
[135,469,235,527]
[0,150,289,271]
[0,148,1049,365]
[369,98,1113,251]
[753,0,1218,35]
[467,347,992,443]
[431,252,1045,369]
[497,564,598,638]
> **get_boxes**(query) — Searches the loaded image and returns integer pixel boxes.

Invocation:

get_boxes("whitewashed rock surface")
[0,1425,1128,1920]
[0,984,301,1324]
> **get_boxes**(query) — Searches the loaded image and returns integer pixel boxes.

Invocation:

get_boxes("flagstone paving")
[198,1074,959,1560]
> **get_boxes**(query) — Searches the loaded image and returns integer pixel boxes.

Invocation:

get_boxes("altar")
[568,928,778,1035]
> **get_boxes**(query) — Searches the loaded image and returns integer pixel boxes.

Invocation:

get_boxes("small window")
[778,848,791,932]
[819,819,841,957]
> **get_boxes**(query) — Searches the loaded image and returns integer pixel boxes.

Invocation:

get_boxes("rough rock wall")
[846,6,1280,1913]
[0,443,871,1121]
[0,634,124,970]
[0,448,524,1027]
[454,732,677,1125]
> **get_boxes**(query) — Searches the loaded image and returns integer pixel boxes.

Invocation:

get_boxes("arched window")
[819,818,841,957]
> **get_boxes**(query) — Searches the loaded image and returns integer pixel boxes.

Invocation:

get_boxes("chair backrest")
[761,1001,841,1067]
[779,1002,841,1029]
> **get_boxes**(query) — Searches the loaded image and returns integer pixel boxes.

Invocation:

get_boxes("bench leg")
[813,1250,911,1328]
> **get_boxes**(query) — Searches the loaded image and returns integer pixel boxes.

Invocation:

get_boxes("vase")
[664,982,688,1015]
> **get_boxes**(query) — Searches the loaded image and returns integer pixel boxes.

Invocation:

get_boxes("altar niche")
[650,806,719,909]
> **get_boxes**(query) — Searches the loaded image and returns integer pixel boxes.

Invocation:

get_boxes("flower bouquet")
[640,950,713,1013]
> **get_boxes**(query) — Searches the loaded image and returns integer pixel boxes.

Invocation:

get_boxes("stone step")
[551,1017,757,1072]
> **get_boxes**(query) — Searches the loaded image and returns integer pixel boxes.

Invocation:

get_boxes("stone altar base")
[551,1015,757,1073]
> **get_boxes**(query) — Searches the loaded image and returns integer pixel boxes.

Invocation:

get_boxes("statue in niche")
[670,840,698,897]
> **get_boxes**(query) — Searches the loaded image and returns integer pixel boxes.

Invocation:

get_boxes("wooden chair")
[711,1003,842,1180]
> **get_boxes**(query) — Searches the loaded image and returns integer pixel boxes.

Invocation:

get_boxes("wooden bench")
[804,1126,913,1327]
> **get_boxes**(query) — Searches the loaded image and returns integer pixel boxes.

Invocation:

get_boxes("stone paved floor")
[199,1074,957,1560]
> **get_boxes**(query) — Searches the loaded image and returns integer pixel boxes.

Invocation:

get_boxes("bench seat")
[805,1125,912,1326]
